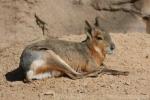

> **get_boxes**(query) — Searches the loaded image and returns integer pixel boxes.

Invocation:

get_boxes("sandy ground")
[0,0,150,100]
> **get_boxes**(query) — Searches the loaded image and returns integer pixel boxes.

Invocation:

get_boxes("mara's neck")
[84,40,106,65]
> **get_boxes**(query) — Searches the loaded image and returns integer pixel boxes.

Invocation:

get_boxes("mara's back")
[24,39,91,71]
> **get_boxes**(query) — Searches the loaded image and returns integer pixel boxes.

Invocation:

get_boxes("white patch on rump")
[32,72,52,80]
[26,70,52,80]
[26,70,34,80]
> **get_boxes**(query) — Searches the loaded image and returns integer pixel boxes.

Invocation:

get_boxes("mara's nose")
[110,43,115,50]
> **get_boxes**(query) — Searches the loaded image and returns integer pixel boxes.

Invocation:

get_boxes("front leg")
[100,63,129,76]
[83,63,106,78]
[84,63,129,78]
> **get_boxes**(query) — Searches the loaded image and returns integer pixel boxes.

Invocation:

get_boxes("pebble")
[43,90,55,96]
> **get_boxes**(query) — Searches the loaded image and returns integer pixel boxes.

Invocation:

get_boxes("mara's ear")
[85,20,92,39]
[94,17,105,32]
[94,16,99,27]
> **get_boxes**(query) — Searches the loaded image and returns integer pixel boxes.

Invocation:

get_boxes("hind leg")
[24,59,52,81]
[24,50,84,81]
[45,50,83,79]
[84,64,106,78]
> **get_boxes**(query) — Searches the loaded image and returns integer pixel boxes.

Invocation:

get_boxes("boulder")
[91,0,150,33]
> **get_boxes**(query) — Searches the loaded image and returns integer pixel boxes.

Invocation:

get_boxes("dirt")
[0,0,150,100]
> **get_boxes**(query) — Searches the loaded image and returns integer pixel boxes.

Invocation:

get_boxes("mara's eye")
[96,37,103,40]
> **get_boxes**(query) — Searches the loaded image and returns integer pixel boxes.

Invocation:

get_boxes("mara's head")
[84,17,115,54]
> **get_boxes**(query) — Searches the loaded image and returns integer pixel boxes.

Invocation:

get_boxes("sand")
[0,0,150,100]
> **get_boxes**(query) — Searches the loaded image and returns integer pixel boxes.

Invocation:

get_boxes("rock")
[91,0,150,34]
[141,0,150,16]
[95,11,145,33]
[144,17,150,34]
[145,55,149,59]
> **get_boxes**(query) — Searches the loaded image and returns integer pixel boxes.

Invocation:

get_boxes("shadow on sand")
[5,67,25,82]
[5,66,129,82]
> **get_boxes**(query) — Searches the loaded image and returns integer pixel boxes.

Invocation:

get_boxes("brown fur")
[35,66,50,74]
[89,42,106,66]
